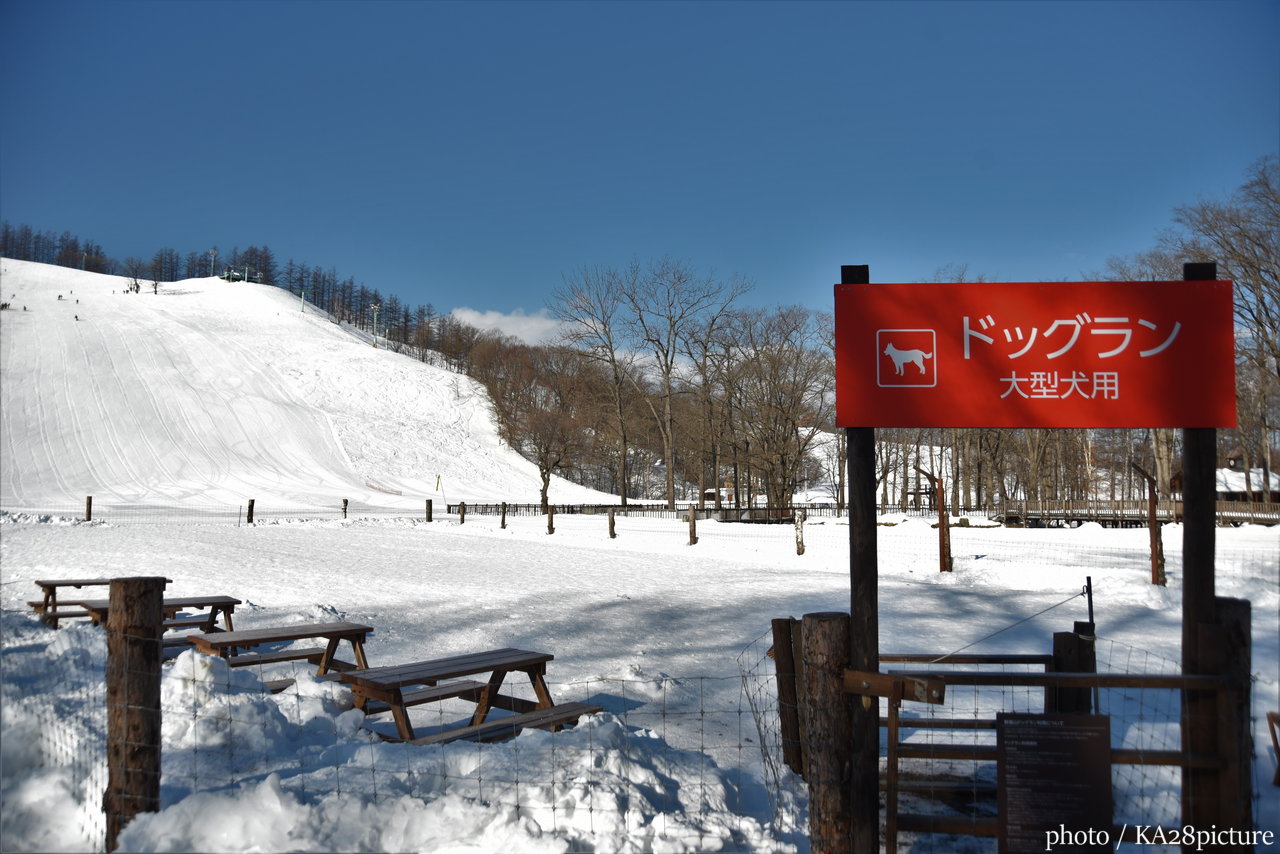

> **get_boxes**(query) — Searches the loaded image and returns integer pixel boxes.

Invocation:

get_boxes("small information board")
[997,713,1112,854]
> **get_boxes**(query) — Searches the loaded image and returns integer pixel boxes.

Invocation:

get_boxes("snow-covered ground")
[1,261,1276,852]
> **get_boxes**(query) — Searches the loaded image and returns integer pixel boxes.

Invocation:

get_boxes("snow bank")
[1,613,793,853]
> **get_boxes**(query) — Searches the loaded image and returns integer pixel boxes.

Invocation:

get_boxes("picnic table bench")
[187,621,372,675]
[340,647,601,742]
[73,595,240,633]
[28,577,173,628]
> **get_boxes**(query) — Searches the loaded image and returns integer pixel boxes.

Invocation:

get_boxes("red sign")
[835,281,1236,428]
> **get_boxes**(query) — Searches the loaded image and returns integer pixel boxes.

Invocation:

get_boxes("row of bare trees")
[1096,155,1280,499]
[466,158,1278,510]
[469,280,1276,512]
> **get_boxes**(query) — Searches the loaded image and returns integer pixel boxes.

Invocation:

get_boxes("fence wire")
[1,510,1273,852]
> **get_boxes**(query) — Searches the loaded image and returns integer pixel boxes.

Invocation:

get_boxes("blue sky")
[3,0,1277,342]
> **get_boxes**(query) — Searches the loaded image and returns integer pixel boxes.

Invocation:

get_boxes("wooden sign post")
[832,262,1247,851]
[842,264,879,854]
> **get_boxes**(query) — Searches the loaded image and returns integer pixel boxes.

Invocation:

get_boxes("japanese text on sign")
[834,281,1235,428]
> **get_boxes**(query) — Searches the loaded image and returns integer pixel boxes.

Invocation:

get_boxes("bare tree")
[477,340,594,510]
[724,306,833,508]
[680,303,739,509]
[122,257,145,294]
[1163,156,1280,383]
[620,258,751,509]
[552,264,642,504]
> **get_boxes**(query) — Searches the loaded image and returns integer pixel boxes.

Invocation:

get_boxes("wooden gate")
[773,612,1253,852]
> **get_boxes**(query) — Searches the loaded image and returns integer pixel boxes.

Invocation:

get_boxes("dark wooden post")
[342,498,348,519]
[916,467,952,571]
[425,499,433,523]
[103,577,164,852]
[843,264,880,853]
[246,498,255,524]
[458,501,466,525]
[802,611,854,852]
[1048,621,1096,714]
[500,501,507,529]
[687,507,697,545]
[608,509,616,539]
[1180,262,1221,834]
[85,495,93,522]
[1131,462,1166,584]
[771,617,804,775]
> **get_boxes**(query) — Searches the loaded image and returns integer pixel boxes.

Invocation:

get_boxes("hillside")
[0,259,618,509]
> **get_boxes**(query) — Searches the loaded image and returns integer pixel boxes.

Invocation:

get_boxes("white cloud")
[449,306,564,346]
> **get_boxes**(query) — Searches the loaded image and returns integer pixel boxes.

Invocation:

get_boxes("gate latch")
[843,670,946,704]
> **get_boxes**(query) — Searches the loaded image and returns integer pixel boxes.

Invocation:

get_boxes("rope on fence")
[928,586,1089,664]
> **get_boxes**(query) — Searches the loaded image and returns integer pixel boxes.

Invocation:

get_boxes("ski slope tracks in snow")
[0,258,618,509]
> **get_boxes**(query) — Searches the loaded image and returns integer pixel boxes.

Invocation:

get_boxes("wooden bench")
[409,702,602,746]
[187,622,372,676]
[164,616,224,630]
[225,646,328,668]
[342,648,580,741]
[27,602,93,625]
[29,578,170,628]
[361,680,487,716]
[74,595,240,632]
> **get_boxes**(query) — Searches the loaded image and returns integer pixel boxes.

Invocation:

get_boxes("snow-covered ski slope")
[0,259,617,508]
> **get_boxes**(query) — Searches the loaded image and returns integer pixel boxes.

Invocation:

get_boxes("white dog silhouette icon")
[884,342,933,376]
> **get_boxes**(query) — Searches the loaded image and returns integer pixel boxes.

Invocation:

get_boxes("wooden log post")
[103,577,164,852]
[246,498,255,525]
[546,505,555,535]
[86,495,93,522]
[688,507,697,545]
[458,501,466,525]
[1201,596,1253,840]
[1131,462,1166,585]
[771,617,804,776]
[425,499,433,523]
[342,498,348,519]
[608,509,617,539]
[802,611,854,852]
[500,501,507,530]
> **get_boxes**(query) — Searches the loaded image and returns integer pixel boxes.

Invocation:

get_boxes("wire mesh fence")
[1,508,1273,852]
[1,602,1270,852]
[1,615,805,853]
[0,618,109,853]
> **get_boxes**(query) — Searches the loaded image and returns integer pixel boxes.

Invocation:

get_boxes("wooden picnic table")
[341,647,598,743]
[186,621,373,675]
[29,577,172,628]
[72,595,241,634]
